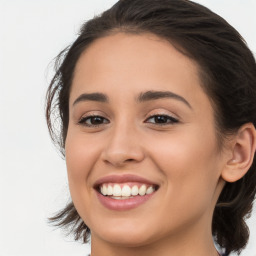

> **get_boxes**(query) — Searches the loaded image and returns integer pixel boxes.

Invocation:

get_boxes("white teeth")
[146,186,154,194]
[101,184,108,195]
[113,184,122,196]
[131,185,139,196]
[139,184,146,196]
[107,185,113,196]
[121,185,131,197]
[100,184,156,197]
[111,196,132,200]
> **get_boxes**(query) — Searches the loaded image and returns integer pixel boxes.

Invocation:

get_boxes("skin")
[65,33,246,256]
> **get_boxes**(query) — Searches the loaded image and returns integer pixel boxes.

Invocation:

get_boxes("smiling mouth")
[98,183,158,199]
[94,174,159,210]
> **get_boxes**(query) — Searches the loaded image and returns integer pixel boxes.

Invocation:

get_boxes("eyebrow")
[137,90,192,109]
[73,92,109,106]
[72,90,192,109]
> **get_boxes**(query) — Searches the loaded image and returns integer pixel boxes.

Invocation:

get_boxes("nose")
[101,123,145,167]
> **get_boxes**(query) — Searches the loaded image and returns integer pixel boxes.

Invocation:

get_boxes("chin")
[91,220,157,247]
[100,233,154,248]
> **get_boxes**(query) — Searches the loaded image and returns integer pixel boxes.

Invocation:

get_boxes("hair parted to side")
[46,0,256,254]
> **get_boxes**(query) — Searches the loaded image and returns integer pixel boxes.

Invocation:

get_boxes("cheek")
[64,130,104,226]
[65,130,102,192]
[147,126,220,204]
[145,132,220,233]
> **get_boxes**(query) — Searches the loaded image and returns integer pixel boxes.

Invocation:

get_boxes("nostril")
[101,145,145,166]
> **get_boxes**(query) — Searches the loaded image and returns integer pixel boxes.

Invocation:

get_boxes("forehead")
[70,32,209,109]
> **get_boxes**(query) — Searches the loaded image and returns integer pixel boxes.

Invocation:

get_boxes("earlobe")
[221,123,256,183]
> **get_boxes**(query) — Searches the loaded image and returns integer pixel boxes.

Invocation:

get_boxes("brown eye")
[79,116,109,127]
[145,115,179,125]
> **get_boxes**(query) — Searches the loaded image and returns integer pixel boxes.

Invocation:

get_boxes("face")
[65,33,226,247]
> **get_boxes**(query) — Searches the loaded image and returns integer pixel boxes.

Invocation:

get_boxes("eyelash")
[145,114,179,125]
[78,114,179,128]
[78,115,110,127]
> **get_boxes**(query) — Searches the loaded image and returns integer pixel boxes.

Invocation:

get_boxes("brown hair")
[46,0,256,254]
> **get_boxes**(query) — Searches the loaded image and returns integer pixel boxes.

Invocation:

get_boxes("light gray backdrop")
[0,0,255,255]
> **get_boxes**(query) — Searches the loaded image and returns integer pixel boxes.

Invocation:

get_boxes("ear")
[221,123,256,183]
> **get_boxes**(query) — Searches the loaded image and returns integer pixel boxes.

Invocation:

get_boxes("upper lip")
[93,174,158,189]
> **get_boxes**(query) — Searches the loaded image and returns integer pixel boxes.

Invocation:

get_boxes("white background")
[0,0,255,255]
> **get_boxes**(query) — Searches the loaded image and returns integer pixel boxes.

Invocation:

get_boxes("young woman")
[46,0,256,255]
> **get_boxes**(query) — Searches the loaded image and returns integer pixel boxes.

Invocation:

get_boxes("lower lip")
[96,191,156,211]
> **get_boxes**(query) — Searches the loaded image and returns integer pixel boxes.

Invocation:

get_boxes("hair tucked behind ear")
[46,0,256,254]
[213,161,256,255]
